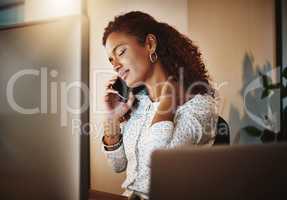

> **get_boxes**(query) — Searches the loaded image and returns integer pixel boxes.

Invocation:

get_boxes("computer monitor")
[0,16,89,200]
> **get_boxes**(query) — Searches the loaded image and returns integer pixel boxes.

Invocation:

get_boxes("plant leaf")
[282,67,287,79]
[261,74,272,88]
[282,86,287,98]
[261,89,271,99]
[243,126,262,137]
[261,129,276,143]
[270,83,280,89]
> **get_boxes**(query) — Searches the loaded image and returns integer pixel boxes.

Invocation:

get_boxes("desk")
[89,190,128,200]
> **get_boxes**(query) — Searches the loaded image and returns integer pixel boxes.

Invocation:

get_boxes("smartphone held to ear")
[112,77,130,103]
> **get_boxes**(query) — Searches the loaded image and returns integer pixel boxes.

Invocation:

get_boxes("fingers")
[105,81,115,90]
[113,92,134,115]
[105,75,119,89]
[125,92,136,109]
[104,89,120,102]
[104,75,122,102]
[105,88,119,95]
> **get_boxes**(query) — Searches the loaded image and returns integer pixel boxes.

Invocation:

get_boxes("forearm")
[102,118,127,172]
[103,118,121,145]
[103,134,121,146]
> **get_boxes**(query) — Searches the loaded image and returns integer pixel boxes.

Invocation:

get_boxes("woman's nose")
[112,62,122,73]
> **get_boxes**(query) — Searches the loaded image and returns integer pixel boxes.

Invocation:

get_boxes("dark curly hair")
[102,11,215,121]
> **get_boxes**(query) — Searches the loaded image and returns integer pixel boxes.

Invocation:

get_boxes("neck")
[144,63,170,102]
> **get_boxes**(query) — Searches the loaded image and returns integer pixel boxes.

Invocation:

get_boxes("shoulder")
[172,93,220,144]
[175,93,220,121]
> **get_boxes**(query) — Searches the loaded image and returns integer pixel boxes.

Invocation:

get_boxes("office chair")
[213,116,230,145]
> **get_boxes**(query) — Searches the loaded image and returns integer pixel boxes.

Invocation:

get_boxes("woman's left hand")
[150,77,179,126]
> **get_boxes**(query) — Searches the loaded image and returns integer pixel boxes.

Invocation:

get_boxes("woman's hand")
[103,75,136,120]
[150,77,179,126]
[103,75,136,145]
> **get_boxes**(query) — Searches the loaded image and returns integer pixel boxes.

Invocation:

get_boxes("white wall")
[188,0,276,143]
[24,0,81,22]
[0,0,82,25]
[88,0,188,194]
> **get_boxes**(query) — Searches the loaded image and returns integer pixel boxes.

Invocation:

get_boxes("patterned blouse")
[102,89,220,199]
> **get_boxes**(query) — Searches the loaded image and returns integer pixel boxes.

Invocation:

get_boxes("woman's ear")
[145,34,157,53]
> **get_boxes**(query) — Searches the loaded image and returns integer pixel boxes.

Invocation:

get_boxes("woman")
[101,11,219,200]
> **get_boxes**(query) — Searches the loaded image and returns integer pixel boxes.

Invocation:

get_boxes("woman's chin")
[126,77,144,88]
[125,79,132,88]
[126,81,137,88]
[126,77,136,87]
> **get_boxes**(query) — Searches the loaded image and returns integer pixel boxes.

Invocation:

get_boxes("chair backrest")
[213,116,230,145]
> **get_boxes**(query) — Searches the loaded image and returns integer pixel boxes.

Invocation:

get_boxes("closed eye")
[118,48,126,57]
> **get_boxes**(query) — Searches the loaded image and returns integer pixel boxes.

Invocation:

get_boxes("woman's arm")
[143,94,218,166]
[150,79,178,126]
[150,96,176,125]
[101,118,128,173]
[142,80,179,166]
[103,118,122,146]
[167,96,218,147]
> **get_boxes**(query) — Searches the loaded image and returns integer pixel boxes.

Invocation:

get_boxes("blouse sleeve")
[101,121,128,173]
[168,95,218,148]
[143,95,218,166]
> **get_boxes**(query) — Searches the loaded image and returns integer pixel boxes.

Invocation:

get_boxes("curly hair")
[102,11,215,122]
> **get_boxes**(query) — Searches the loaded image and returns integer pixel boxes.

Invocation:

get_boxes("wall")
[24,0,81,22]
[0,0,81,25]
[88,0,188,194]
[187,0,276,143]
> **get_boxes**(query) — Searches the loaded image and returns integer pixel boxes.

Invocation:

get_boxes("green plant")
[243,67,287,143]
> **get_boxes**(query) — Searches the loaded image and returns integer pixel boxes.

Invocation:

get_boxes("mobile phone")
[112,77,130,103]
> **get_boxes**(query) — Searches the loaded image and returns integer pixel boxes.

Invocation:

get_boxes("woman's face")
[105,32,152,88]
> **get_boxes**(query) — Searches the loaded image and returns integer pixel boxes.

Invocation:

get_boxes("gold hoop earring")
[149,52,158,63]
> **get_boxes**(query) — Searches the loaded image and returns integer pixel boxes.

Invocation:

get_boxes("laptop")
[150,143,287,200]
